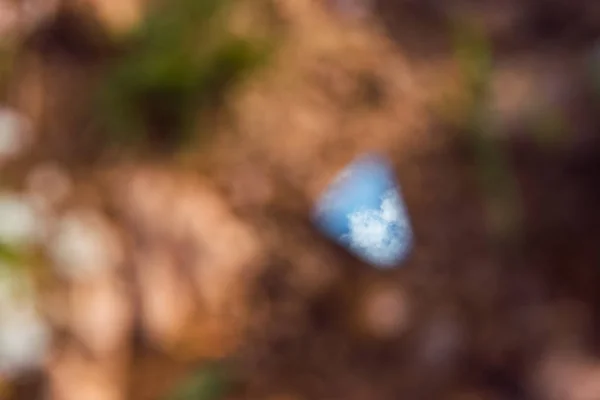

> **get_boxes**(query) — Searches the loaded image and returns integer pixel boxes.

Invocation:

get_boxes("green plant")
[100,0,272,153]
[0,241,23,266]
[452,20,522,240]
[165,361,230,400]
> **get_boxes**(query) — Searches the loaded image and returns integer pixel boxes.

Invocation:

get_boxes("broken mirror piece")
[312,153,413,268]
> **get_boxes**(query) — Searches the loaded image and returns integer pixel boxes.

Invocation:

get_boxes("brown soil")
[4,0,600,399]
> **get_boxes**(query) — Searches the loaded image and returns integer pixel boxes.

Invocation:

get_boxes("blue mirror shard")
[312,153,413,268]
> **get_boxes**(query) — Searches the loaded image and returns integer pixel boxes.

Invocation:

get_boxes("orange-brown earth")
[3,0,600,399]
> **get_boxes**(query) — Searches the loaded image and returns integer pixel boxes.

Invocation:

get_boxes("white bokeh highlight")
[49,210,123,281]
[0,193,43,247]
[0,266,50,377]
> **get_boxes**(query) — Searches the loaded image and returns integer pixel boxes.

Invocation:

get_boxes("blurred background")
[1,0,600,399]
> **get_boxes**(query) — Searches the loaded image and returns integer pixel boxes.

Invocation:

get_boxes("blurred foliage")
[453,21,492,102]
[164,361,230,400]
[0,241,24,266]
[0,242,36,311]
[452,20,522,240]
[0,239,46,281]
[99,0,272,153]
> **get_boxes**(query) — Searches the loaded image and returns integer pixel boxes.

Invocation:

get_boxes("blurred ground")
[1,0,600,399]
